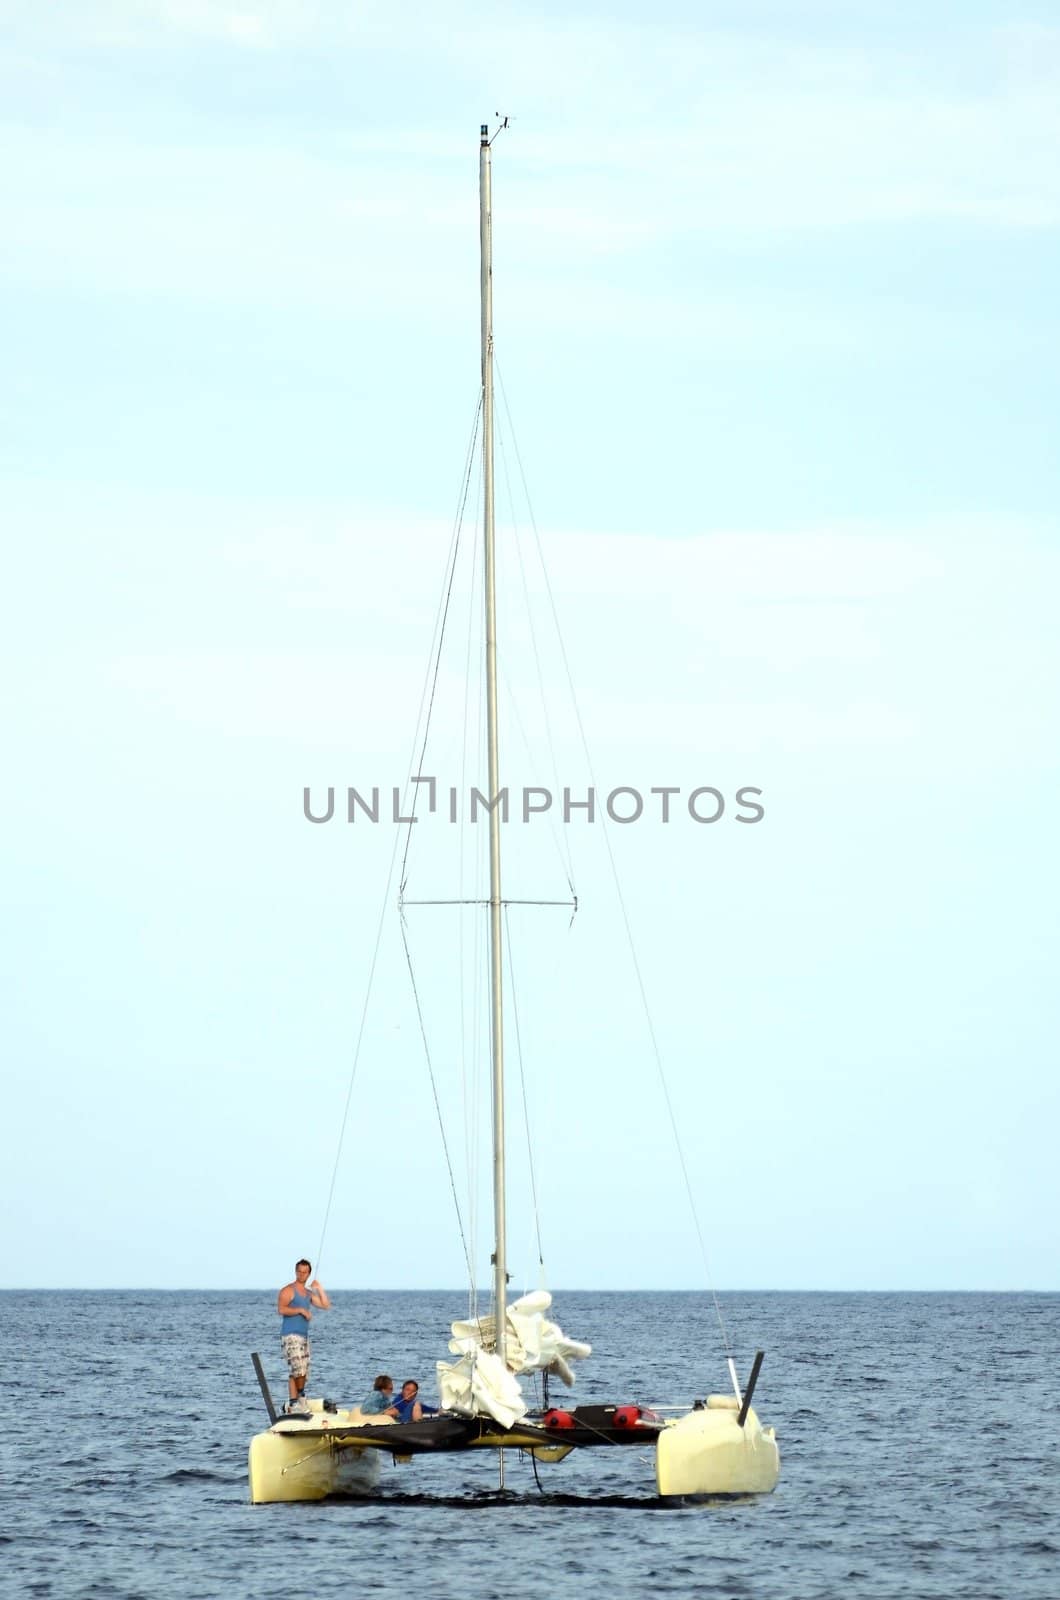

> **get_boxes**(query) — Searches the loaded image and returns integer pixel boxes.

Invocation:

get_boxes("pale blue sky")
[2,1,1057,1293]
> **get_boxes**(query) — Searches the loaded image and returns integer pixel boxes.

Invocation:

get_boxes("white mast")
[480,122,507,1369]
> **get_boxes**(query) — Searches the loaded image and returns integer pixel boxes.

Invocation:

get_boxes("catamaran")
[247,123,780,1505]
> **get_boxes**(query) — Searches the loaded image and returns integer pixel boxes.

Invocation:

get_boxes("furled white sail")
[437,1291,592,1425]
[436,1348,527,1428]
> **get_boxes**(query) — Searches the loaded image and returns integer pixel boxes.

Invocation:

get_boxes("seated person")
[387,1378,438,1423]
[360,1374,394,1414]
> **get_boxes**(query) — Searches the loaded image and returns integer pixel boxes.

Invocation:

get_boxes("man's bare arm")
[277,1285,312,1319]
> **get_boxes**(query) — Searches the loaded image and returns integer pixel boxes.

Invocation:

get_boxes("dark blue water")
[5,1292,1058,1598]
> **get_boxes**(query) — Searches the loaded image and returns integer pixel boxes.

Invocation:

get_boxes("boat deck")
[273,1406,665,1456]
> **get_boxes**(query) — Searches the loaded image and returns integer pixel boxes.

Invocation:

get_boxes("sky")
[2,1,1058,1295]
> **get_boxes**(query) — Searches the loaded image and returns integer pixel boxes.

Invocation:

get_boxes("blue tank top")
[281,1286,312,1337]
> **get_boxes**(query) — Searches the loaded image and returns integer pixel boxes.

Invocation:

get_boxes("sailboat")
[247,124,780,1505]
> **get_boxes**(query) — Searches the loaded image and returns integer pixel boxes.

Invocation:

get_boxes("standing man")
[277,1259,331,1413]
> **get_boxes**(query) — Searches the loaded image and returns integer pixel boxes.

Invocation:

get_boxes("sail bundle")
[437,1290,592,1426]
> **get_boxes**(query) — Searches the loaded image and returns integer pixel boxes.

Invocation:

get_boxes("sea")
[4,1291,1057,1599]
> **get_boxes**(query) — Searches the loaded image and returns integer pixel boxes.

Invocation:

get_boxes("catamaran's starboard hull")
[655,1405,779,1497]
[248,1427,382,1503]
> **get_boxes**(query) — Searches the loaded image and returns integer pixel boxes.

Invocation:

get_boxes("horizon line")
[3,1285,1057,1295]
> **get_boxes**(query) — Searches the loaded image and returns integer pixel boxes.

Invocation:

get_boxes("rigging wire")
[495,372,578,895]
[493,365,735,1363]
[459,483,485,1319]
[465,901,486,1319]
[398,397,482,893]
[399,909,477,1293]
[314,394,481,1277]
[495,652,577,909]
[394,392,484,1299]
[503,904,546,1277]
[313,812,409,1277]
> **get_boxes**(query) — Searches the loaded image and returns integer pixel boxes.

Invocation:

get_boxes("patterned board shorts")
[281,1334,311,1377]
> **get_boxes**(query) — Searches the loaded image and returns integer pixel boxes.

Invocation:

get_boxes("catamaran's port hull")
[248,1429,382,1503]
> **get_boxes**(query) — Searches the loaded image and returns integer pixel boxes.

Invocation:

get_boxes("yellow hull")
[249,1408,382,1504]
[655,1404,780,1497]
[248,1401,779,1502]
